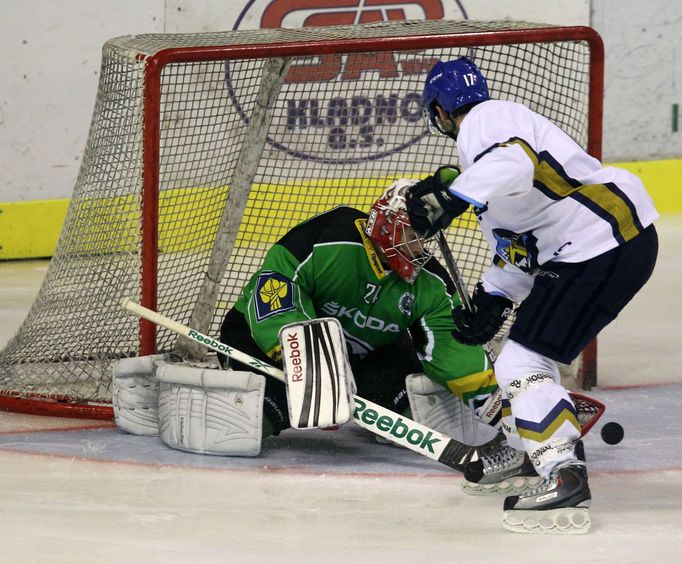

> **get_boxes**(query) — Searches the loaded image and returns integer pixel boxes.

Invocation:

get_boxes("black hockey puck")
[601,422,624,445]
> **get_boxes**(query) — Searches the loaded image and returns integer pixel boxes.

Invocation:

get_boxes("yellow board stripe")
[3,159,679,261]
[0,198,70,260]
[614,159,682,214]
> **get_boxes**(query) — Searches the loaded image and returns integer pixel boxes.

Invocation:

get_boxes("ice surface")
[0,219,680,562]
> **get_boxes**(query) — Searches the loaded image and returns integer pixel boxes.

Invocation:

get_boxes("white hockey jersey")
[450,100,659,301]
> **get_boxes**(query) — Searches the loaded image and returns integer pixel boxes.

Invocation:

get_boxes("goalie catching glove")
[279,317,356,429]
[405,166,469,237]
[452,283,514,345]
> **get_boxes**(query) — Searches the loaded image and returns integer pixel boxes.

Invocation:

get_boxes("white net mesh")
[0,20,598,413]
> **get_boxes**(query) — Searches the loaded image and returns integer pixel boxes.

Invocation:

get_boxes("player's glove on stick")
[406,166,469,237]
[452,283,514,345]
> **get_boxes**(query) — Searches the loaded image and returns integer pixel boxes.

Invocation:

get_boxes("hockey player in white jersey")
[406,57,659,533]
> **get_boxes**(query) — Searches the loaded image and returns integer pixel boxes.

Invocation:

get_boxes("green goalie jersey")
[233,206,496,405]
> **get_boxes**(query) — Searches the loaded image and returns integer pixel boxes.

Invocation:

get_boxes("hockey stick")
[436,231,498,363]
[120,297,482,472]
[435,231,604,436]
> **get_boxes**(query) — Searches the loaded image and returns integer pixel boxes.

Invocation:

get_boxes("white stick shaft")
[435,232,503,426]
[436,231,497,362]
[120,298,474,469]
[120,298,283,380]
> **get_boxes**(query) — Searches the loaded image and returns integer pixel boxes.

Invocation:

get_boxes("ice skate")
[502,460,591,534]
[461,440,540,496]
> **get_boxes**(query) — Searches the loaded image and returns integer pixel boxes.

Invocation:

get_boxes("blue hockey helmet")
[422,57,489,134]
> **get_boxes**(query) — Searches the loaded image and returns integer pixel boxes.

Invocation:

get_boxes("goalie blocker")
[279,318,356,429]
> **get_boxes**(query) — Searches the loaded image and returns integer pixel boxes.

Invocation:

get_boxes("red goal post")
[0,20,604,418]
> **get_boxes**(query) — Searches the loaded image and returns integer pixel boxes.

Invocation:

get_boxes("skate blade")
[461,475,542,496]
[502,507,591,534]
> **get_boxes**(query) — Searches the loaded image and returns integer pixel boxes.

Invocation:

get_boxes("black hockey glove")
[405,166,469,237]
[452,283,514,346]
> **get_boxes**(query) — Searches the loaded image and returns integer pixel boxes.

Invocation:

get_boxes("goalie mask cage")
[0,20,603,419]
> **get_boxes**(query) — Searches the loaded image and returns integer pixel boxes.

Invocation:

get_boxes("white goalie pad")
[406,373,498,447]
[279,317,356,429]
[112,354,164,436]
[157,364,265,456]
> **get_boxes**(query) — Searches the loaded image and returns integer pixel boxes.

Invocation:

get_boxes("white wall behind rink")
[0,0,588,203]
[1,1,163,203]
[2,1,680,204]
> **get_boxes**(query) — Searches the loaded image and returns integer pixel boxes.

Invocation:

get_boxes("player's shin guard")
[505,372,581,475]
[493,343,580,472]
[498,372,589,533]
[498,396,524,450]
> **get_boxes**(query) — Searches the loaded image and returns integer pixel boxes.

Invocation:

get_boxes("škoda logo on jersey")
[229,0,466,163]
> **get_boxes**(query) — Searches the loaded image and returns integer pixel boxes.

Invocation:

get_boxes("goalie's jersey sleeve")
[232,206,495,405]
[452,100,659,273]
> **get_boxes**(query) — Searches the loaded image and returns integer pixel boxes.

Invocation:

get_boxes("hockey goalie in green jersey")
[219,179,499,442]
[112,180,516,474]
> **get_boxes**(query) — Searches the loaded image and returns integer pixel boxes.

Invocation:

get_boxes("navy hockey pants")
[509,224,659,364]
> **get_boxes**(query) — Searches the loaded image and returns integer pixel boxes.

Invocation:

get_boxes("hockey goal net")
[0,20,603,418]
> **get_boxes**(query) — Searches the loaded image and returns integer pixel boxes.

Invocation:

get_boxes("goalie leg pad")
[157,364,265,456]
[406,373,498,447]
[279,317,355,429]
[112,355,164,436]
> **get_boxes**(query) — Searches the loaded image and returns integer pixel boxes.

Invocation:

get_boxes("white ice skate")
[501,460,591,534]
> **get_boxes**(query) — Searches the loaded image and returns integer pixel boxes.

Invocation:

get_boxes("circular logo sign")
[227,0,468,163]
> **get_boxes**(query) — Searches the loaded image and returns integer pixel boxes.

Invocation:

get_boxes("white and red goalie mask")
[365,179,436,284]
